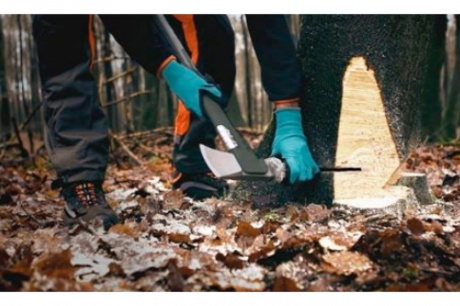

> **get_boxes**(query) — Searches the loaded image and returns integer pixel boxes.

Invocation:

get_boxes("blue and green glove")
[162,60,222,117]
[272,107,320,184]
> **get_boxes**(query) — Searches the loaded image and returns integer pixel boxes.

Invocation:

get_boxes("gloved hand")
[162,60,222,117]
[271,107,319,184]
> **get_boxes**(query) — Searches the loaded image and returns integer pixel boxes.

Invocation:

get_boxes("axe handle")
[154,15,200,75]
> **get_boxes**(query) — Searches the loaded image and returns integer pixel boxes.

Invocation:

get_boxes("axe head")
[199,144,286,182]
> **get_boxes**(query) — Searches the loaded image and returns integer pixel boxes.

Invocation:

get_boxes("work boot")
[171,170,229,200]
[61,181,120,230]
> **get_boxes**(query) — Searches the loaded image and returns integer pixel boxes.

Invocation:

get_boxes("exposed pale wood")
[333,56,401,203]
[334,186,418,217]
[332,59,434,209]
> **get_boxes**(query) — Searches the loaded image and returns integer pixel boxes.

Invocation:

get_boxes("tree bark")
[0,15,10,138]
[242,16,253,129]
[442,15,460,140]
[28,14,43,137]
[238,15,444,207]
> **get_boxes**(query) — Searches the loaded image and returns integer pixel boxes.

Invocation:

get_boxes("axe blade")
[199,144,243,178]
[200,144,279,181]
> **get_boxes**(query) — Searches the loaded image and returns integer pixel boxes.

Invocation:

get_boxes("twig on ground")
[19,101,43,132]
[137,143,170,160]
[12,117,28,157]
[110,130,144,166]
[18,195,44,227]
[116,127,174,141]
[104,67,137,84]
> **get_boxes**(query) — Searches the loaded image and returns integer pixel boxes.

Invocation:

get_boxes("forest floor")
[1,128,460,291]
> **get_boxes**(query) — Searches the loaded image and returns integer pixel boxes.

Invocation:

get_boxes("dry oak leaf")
[163,189,185,210]
[304,204,329,222]
[32,249,76,280]
[406,218,426,236]
[322,251,374,276]
[236,221,262,237]
[273,276,301,292]
[109,224,141,238]
[216,252,245,270]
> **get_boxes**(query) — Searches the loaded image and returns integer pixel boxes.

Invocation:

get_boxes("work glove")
[162,60,222,117]
[271,107,320,184]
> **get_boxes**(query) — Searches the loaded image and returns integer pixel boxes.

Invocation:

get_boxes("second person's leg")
[169,15,236,199]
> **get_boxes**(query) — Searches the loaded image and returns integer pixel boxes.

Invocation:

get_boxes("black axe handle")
[154,15,198,74]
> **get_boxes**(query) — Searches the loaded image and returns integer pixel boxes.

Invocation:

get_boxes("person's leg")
[33,15,119,229]
[172,14,236,173]
[34,15,108,184]
[170,15,236,199]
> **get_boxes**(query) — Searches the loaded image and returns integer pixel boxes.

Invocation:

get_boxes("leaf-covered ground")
[1,130,460,291]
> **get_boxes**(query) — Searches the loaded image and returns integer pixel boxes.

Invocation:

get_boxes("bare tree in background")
[0,15,10,139]
[443,15,460,139]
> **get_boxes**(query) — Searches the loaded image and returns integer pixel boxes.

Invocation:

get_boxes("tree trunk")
[28,14,43,137]
[284,15,301,48]
[242,16,253,129]
[143,71,159,129]
[238,15,444,207]
[0,15,10,138]
[443,15,460,139]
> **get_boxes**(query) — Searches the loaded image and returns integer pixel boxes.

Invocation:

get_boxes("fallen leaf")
[208,264,266,292]
[407,218,426,236]
[179,266,195,278]
[109,224,141,238]
[308,275,332,292]
[431,220,444,235]
[7,245,35,278]
[453,258,460,268]
[275,227,293,243]
[304,204,329,222]
[33,249,76,280]
[273,276,301,291]
[167,233,191,244]
[163,189,184,210]
[322,251,374,276]
[319,236,347,251]
[107,262,126,278]
[0,248,10,267]
[379,230,405,258]
[435,278,455,291]
[167,260,184,292]
[216,253,244,270]
[248,240,277,263]
[236,221,261,237]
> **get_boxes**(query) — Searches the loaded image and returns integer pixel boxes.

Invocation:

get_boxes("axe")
[154,15,360,183]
